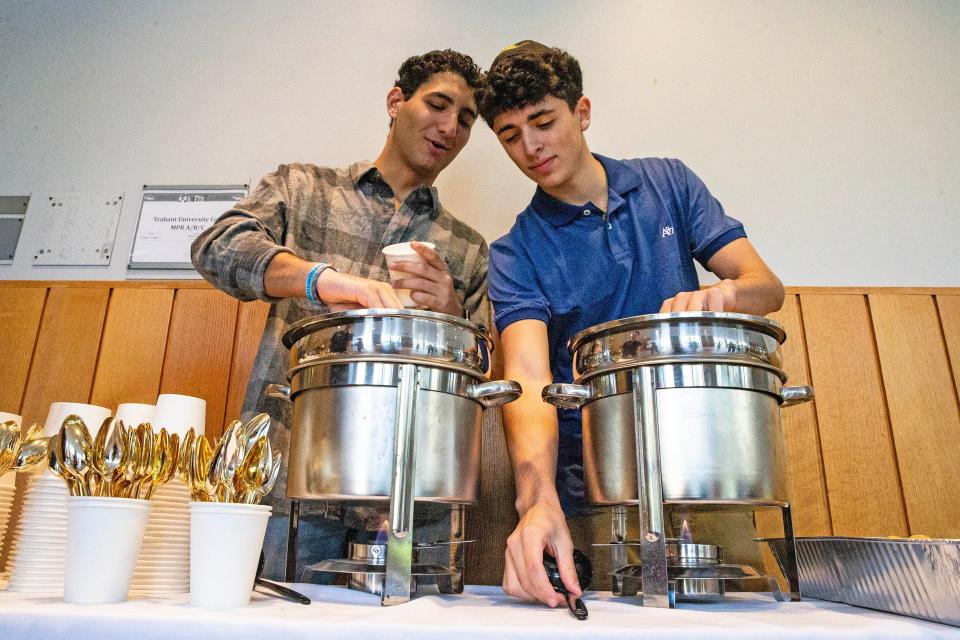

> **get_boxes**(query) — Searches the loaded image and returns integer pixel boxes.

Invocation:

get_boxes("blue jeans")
[261,513,349,584]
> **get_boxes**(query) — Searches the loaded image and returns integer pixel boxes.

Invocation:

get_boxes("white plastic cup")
[382,241,436,308]
[189,502,271,609]
[45,403,111,438]
[152,394,206,436]
[113,403,156,429]
[63,496,152,604]
[42,402,67,437]
[0,412,22,487]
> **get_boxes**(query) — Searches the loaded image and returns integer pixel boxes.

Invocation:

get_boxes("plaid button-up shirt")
[192,161,489,517]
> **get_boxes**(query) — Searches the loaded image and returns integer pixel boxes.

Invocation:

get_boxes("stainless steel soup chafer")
[270,309,520,604]
[543,311,813,607]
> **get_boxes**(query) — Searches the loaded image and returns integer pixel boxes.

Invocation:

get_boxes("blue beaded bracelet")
[305,262,331,305]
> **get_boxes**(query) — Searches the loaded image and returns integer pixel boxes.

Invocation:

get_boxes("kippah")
[490,40,552,69]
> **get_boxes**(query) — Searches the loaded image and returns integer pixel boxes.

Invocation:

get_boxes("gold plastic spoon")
[208,422,237,502]
[47,432,77,495]
[176,428,195,485]
[21,423,43,444]
[253,453,281,505]
[233,437,266,504]
[59,415,94,496]
[13,439,48,473]
[144,429,174,500]
[190,434,214,501]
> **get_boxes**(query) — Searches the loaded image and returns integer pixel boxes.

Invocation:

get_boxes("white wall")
[1,0,957,285]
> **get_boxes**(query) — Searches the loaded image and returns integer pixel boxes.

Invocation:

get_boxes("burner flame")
[374,519,390,545]
[679,517,693,544]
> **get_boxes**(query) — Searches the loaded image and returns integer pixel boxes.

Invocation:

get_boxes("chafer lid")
[568,311,786,353]
[282,308,490,350]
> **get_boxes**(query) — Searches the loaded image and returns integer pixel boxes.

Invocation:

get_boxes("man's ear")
[386,86,405,120]
[576,96,592,132]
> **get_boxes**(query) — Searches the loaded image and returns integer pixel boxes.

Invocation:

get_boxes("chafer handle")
[264,384,291,401]
[781,385,814,408]
[467,380,522,408]
[542,383,593,410]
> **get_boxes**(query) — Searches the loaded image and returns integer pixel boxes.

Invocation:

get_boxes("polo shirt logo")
[661,226,674,238]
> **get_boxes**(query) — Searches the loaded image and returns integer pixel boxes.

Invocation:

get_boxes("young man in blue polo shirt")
[479,41,785,607]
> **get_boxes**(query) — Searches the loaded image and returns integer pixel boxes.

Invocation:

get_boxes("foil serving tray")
[762,536,960,627]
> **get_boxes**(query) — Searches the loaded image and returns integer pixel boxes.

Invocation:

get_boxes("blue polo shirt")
[489,155,746,515]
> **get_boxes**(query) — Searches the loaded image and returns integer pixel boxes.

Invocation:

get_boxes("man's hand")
[659,238,785,315]
[659,279,737,313]
[316,269,404,309]
[502,501,581,607]
[390,241,464,316]
[264,252,403,309]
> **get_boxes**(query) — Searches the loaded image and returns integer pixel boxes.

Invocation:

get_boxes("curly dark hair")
[479,42,582,127]
[395,49,485,99]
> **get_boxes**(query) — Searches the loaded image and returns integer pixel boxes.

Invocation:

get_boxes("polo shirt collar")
[531,154,644,227]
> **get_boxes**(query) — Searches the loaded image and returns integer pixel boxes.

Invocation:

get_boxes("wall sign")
[0,195,29,264]
[32,194,123,266]
[128,184,248,269]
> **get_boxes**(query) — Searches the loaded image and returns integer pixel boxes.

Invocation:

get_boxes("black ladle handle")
[255,577,312,605]
[543,550,591,621]
[566,593,588,620]
[256,550,311,605]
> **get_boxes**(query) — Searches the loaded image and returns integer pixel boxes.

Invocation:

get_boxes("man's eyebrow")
[496,108,555,135]
[526,108,554,121]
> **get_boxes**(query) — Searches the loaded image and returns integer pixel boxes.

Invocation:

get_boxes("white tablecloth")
[1,585,958,640]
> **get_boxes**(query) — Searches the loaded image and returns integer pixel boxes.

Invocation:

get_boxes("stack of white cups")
[130,394,206,597]
[0,412,22,582]
[6,402,111,594]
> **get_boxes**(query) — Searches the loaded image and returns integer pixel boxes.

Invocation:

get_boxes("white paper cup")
[42,403,67,437]
[63,497,152,604]
[152,394,206,436]
[382,241,436,308]
[0,412,21,487]
[189,502,271,609]
[45,403,111,438]
[113,403,156,429]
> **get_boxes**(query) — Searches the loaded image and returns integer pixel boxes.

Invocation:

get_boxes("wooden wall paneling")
[0,287,47,414]
[754,295,831,584]
[465,408,516,586]
[937,295,960,403]
[158,289,239,440]
[465,315,517,586]
[0,286,48,576]
[19,287,110,426]
[223,300,270,428]
[870,294,960,537]
[89,287,175,411]
[758,295,832,536]
[801,294,908,536]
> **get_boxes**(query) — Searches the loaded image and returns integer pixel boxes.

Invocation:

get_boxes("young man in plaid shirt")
[192,49,489,581]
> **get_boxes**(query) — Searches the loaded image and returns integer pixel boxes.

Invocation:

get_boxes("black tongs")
[543,549,592,620]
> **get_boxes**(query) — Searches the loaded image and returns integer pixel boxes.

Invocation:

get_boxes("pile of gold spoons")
[49,415,179,499]
[177,414,280,504]
[47,413,279,504]
[0,421,48,477]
